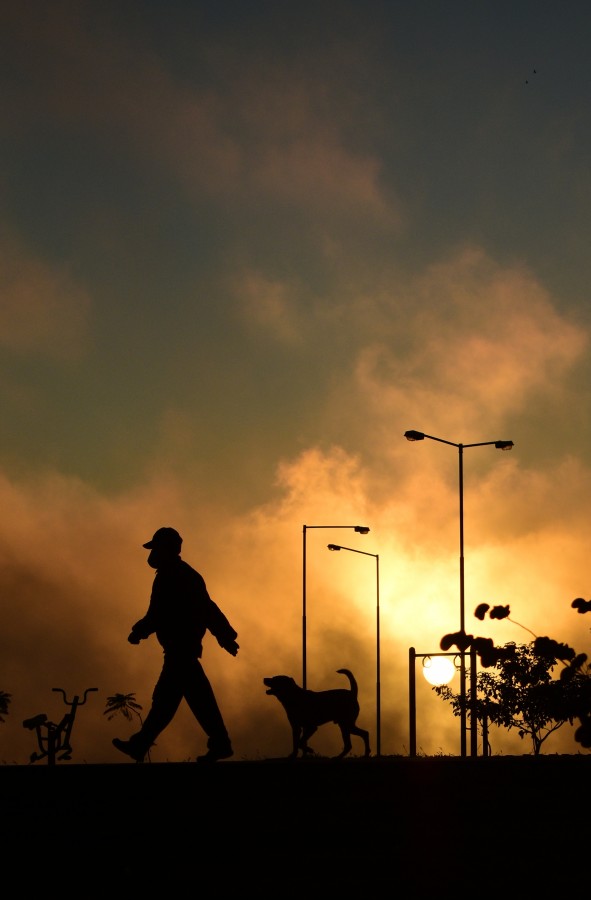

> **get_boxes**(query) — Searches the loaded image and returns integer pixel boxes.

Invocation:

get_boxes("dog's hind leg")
[334,726,353,759]
[350,724,371,757]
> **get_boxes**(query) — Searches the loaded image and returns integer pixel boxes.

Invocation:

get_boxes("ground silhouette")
[3,754,588,893]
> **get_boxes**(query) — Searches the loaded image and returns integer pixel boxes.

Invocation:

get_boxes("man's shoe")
[197,742,233,763]
[112,737,146,762]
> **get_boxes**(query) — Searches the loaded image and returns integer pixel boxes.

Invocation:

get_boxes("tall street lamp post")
[302,524,370,690]
[328,543,381,756]
[404,430,513,757]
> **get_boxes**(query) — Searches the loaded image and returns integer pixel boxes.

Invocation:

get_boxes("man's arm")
[127,615,155,644]
[218,635,239,656]
[205,597,239,656]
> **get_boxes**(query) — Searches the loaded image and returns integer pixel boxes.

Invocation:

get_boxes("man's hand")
[128,632,141,644]
[224,639,239,657]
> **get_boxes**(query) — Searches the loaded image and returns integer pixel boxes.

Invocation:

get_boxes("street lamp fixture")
[408,647,460,756]
[302,524,370,691]
[327,542,381,755]
[404,429,513,756]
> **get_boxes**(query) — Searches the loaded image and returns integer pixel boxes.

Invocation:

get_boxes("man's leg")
[113,657,183,761]
[183,659,233,761]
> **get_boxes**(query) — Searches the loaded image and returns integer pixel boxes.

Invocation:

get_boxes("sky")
[2,0,591,763]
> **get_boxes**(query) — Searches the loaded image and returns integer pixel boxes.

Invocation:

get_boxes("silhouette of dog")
[263,668,371,759]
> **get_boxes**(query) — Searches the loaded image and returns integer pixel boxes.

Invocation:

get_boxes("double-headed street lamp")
[404,430,514,757]
[328,543,381,756]
[302,524,370,690]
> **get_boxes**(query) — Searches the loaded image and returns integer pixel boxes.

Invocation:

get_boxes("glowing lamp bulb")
[422,656,456,686]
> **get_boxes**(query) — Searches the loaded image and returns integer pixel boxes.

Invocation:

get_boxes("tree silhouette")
[439,600,591,753]
[0,690,12,723]
[435,642,573,754]
[565,598,591,746]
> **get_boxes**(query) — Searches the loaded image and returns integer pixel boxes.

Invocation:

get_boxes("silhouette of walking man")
[113,527,239,763]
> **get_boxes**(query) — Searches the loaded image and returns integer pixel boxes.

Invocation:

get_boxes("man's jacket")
[130,557,237,658]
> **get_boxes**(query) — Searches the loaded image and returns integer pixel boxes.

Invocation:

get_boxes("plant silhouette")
[104,693,151,762]
[435,642,573,754]
[104,692,144,723]
[438,599,591,752]
[0,690,12,723]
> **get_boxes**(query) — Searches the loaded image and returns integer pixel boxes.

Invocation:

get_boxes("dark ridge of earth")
[2,754,587,893]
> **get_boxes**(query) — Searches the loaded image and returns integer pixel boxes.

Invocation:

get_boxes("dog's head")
[264,675,299,698]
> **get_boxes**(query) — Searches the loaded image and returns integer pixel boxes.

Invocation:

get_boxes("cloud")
[3,395,591,765]
[309,246,588,464]
[0,4,400,230]
[1,5,590,763]
[0,230,91,360]
[232,271,304,345]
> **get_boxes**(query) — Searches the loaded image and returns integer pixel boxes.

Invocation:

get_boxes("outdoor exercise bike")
[23,687,98,764]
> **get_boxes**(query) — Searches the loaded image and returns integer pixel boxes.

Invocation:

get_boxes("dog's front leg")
[299,724,317,756]
[289,725,302,758]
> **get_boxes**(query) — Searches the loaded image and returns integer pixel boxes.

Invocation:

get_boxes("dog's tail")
[336,668,358,698]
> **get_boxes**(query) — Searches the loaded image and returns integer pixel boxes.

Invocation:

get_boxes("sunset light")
[4,6,591,896]
[0,3,590,770]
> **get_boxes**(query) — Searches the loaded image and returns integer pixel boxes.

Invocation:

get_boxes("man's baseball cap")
[143,527,183,551]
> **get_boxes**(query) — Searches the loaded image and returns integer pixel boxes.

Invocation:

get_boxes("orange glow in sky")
[1,3,591,763]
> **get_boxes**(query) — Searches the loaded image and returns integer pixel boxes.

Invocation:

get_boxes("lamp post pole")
[404,430,513,757]
[328,544,381,756]
[302,524,370,690]
[458,442,467,756]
